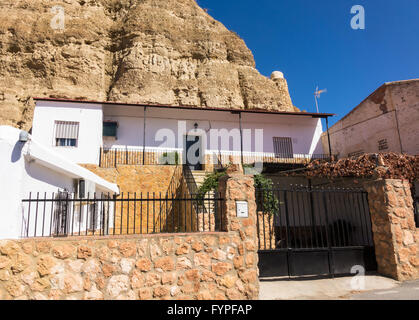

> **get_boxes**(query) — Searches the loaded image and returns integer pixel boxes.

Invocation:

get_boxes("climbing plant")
[253,174,279,215]
[197,170,226,199]
[197,168,279,215]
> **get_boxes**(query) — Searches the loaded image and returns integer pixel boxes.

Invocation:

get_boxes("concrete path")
[259,274,401,300]
[349,280,419,300]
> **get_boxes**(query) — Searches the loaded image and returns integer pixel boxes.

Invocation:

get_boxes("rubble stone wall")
[256,212,275,250]
[365,179,418,281]
[80,164,179,195]
[0,169,259,300]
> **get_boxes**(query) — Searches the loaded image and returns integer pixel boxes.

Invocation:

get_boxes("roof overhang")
[33,97,335,119]
[0,126,119,194]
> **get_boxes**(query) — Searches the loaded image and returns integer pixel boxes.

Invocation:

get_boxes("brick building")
[321,79,419,158]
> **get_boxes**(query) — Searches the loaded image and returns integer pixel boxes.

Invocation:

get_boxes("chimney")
[270,71,294,110]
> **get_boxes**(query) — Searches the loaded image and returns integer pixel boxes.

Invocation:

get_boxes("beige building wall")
[322,79,419,158]
[391,80,419,155]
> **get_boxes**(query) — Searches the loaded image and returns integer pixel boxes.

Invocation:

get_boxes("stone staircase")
[191,170,207,188]
[191,170,217,226]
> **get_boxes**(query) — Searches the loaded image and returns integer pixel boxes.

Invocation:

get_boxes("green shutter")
[103,122,117,137]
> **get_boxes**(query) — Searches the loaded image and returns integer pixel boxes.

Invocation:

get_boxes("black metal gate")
[256,186,377,278]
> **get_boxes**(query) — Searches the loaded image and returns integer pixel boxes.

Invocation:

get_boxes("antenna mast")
[314,86,327,113]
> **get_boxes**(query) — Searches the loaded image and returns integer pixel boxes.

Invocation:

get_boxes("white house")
[0,97,334,240]
[0,126,119,239]
[31,98,334,171]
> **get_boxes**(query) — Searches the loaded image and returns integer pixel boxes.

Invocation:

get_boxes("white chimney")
[270,71,284,81]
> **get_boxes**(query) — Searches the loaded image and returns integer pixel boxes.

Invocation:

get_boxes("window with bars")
[378,139,388,151]
[54,121,79,147]
[273,137,294,158]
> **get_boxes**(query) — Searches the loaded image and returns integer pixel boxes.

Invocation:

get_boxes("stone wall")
[80,164,179,195]
[0,233,257,300]
[365,179,419,281]
[257,212,275,250]
[0,167,259,300]
[81,164,185,234]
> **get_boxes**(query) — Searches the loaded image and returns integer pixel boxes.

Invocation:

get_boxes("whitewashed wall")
[32,101,103,165]
[103,105,324,156]
[0,128,74,239]
[0,128,27,239]
[0,126,118,239]
[31,101,324,165]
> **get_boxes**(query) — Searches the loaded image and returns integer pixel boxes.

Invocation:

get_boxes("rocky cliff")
[0,0,296,130]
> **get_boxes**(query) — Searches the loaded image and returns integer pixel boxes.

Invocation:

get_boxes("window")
[273,137,293,158]
[103,121,118,139]
[378,139,388,151]
[54,121,79,147]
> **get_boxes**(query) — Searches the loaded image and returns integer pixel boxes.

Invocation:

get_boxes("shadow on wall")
[11,141,24,163]
[23,159,73,194]
[297,120,323,155]
[311,135,324,155]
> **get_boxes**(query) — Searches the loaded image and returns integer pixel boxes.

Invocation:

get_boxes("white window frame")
[53,121,80,148]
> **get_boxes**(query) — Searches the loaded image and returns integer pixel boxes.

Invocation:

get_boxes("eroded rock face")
[0,0,295,130]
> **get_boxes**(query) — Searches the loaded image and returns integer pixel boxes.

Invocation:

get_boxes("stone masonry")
[257,212,275,250]
[81,164,183,234]
[80,164,179,196]
[0,167,259,300]
[365,179,418,281]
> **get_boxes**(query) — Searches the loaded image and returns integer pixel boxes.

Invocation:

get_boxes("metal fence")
[99,147,182,168]
[414,196,419,228]
[255,185,376,277]
[256,185,374,251]
[100,147,335,169]
[212,152,335,169]
[21,192,224,238]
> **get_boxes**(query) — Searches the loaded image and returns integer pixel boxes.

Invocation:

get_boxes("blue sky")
[197,0,419,126]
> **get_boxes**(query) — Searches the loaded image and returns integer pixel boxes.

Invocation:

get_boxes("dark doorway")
[53,192,70,237]
[185,135,203,171]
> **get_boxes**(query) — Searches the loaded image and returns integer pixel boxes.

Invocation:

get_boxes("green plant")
[253,174,279,215]
[159,152,179,165]
[197,169,279,215]
[197,170,227,199]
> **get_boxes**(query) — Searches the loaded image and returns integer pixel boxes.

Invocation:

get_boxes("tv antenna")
[314,86,327,113]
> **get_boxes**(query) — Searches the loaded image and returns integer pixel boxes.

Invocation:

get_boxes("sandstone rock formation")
[0,0,296,130]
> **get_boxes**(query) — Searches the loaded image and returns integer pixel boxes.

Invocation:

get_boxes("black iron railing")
[99,147,181,168]
[21,191,224,238]
[99,147,335,168]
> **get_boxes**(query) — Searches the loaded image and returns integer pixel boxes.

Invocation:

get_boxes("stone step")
[191,171,207,187]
